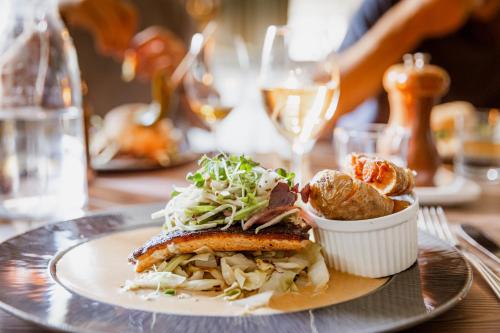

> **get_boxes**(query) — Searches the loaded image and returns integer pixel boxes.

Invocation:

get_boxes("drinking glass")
[0,0,87,221]
[455,108,500,183]
[333,124,410,171]
[259,25,340,184]
[184,27,249,150]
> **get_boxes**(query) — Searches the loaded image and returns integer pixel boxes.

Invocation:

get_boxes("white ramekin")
[309,196,419,278]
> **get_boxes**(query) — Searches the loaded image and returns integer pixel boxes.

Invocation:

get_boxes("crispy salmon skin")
[130,223,311,272]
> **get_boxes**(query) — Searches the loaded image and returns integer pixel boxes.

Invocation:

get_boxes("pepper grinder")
[383,53,450,186]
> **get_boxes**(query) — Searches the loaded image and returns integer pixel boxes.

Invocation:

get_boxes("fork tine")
[429,207,448,242]
[422,207,439,239]
[430,207,500,299]
[417,209,426,231]
[436,207,458,246]
[420,207,431,235]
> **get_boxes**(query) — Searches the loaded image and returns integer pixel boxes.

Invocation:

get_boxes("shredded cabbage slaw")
[125,243,329,306]
[151,154,296,233]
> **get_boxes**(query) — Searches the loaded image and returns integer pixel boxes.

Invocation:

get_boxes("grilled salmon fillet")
[129,223,311,272]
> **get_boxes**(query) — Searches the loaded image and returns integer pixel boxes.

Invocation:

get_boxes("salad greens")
[152,154,296,232]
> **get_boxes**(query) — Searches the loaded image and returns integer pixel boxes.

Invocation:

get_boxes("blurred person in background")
[332,0,500,127]
[59,0,194,117]
[58,0,289,155]
[59,0,499,139]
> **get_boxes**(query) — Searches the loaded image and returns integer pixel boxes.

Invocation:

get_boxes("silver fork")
[418,206,500,299]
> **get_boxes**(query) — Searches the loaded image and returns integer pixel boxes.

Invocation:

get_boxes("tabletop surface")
[0,143,499,332]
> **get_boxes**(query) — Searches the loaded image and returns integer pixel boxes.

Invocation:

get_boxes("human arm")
[59,0,138,58]
[332,0,477,123]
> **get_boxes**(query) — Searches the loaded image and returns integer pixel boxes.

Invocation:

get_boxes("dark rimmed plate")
[0,203,472,333]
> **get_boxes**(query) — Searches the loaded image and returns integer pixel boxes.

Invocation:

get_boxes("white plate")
[415,168,481,205]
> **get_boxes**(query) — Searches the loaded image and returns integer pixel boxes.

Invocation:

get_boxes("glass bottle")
[0,0,87,220]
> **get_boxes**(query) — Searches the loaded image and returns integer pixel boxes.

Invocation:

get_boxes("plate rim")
[415,176,482,206]
[91,150,200,173]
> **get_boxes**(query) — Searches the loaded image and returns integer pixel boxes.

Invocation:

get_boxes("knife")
[458,224,500,266]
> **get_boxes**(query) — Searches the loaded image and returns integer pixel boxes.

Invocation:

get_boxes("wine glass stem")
[209,123,220,153]
[291,142,311,186]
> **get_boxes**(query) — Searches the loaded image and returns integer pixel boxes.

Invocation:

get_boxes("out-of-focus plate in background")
[415,168,481,206]
[92,150,200,173]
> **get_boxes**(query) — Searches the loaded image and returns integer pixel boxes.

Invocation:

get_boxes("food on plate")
[90,104,181,165]
[305,157,418,278]
[305,170,394,220]
[131,224,310,273]
[349,154,415,196]
[301,156,418,278]
[126,154,329,305]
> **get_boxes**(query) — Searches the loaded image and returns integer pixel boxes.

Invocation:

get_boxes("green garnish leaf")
[187,171,205,187]
[164,288,176,296]
[275,168,295,187]
[226,289,240,296]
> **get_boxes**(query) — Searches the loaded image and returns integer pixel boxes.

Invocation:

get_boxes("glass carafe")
[0,0,87,220]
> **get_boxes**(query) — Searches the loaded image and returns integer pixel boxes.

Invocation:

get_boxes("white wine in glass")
[261,85,339,145]
[260,25,340,184]
[184,26,248,150]
[189,100,233,125]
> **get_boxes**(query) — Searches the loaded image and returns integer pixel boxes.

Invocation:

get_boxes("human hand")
[127,26,187,81]
[60,0,137,57]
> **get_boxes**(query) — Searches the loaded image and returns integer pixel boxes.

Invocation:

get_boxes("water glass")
[333,124,410,171]
[455,108,500,183]
[0,0,87,221]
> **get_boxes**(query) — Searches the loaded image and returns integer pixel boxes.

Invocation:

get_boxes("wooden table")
[0,143,499,332]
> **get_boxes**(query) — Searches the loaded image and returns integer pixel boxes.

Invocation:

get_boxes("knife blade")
[458,224,500,266]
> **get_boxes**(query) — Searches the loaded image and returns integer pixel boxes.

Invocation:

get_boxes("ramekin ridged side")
[310,198,419,278]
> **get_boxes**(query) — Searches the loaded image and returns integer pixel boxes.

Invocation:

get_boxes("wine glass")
[259,25,340,184]
[184,26,249,150]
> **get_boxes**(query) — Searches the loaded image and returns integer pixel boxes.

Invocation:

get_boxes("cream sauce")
[55,227,388,316]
